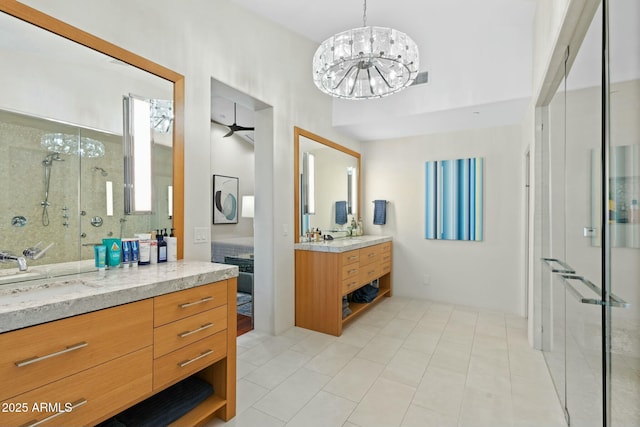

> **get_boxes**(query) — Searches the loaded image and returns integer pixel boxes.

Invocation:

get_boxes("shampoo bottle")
[167,228,177,262]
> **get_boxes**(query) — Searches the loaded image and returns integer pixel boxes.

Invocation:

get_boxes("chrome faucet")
[22,242,55,261]
[0,252,28,272]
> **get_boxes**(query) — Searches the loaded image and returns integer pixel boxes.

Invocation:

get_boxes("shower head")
[92,166,108,176]
[43,152,64,166]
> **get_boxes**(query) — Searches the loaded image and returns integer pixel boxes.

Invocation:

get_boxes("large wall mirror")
[294,127,360,243]
[0,2,184,280]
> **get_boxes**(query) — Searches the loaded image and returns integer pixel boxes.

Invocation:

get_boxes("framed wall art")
[213,174,239,224]
[425,157,483,241]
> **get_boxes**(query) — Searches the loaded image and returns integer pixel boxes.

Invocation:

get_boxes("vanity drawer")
[0,299,153,401]
[359,245,380,266]
[154,330,227,390]
[154,281,228,327]
[380,242,392,253]
[380,260,392,275]
[154,305,227,358]
[341,276,362,296]
[340,264,361,282]
[0,347,152,427]
[340,250,360,266]
[380,251,392,265]
[360,263,381,283]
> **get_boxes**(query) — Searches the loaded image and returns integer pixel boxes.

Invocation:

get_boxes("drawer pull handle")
[21,398,87,427]
[178,349,214,368]
[368,270,375,276]
[368,253,376,258]
[347,269,358,275]
[179,322,214,338]
[179,296,213,308]
[15,342,88,367]
[348,256,358,261]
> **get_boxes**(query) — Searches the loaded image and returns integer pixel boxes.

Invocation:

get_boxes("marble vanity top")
[294,235,392,253]
[0,260,238,333]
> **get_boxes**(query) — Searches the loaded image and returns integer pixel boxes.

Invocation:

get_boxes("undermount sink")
[0,270,42,285]
[0,277,97,306]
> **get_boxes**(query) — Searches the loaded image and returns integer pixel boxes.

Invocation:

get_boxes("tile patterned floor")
[205,297,567,427]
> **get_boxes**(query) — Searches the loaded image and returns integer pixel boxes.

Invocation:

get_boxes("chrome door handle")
[179,296,213,308]
[560,274,629,308]
[21,399,87,427]
[178,349,213,368]
[542,258,576,274]
[178,322,214,338]
[15,342,88,367]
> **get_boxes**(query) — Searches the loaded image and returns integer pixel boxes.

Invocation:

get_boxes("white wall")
[20,0,361,335]
[362,125,524,314]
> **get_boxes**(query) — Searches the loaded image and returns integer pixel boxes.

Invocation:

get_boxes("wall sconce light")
[347,166,357,216]
[106,181,113,216]
[302,152,315,215]
[124,94,153,214]
[242,195,255,218]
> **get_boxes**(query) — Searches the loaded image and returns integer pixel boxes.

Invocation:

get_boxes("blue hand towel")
[335,201,348,225]
[373,200,387,225]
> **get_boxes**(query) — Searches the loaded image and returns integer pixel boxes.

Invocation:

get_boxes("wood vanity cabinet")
[295,241,392,336]
[0,278,236,427]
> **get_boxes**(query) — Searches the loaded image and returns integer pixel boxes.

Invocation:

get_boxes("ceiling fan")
[211,102,254,137]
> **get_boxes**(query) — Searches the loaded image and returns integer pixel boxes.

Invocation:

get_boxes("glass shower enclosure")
[538,0,639,425]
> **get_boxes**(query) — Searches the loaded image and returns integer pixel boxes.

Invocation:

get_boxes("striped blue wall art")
[425,157,483,241]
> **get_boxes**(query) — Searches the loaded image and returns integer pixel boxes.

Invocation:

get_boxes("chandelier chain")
[362,0,367,27]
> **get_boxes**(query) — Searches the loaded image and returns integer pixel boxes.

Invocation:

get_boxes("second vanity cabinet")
[0,278,236,427]
[295,240,392,336]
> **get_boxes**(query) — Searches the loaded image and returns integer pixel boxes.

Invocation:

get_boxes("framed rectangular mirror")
[294,127,360,242]
[0,2,184,277]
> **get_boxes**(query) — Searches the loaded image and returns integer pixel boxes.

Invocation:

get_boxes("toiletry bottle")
[130,239,140,266]
[121,239,131,268]
[357,217,364,236]
[618,201,628,223]
[158,231,167,263]
[138,240,151,265]
[102,238,121,268]
[630,199,639,224]
[167,228,177,262]
[150,236,158,264]
[94,245,106,269]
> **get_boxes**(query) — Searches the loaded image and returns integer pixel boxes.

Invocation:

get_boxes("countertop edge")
[0,260,238,333]
[294,235,393,253]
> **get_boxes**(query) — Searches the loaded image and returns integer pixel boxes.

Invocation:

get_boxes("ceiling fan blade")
[230,124,255,133]
[211,119,229,127]
[222,129,234,138]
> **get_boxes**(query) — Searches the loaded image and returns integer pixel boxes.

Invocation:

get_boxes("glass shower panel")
[564,5,604,425]
[609,0,640,424]
[541,78,569,415]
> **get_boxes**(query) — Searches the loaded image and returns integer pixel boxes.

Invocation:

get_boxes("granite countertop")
[294,235,392,253]
[0,260,238,333]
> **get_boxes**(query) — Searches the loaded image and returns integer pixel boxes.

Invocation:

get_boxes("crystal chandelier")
[41,133,105,158]
[150,99,173,133]
[313,0,419,100]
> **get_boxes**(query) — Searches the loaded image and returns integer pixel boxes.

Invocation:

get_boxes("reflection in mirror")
[591,144,640,248]
[0,5,182,281]
[294,127,360,242]
[302,152,316,215]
